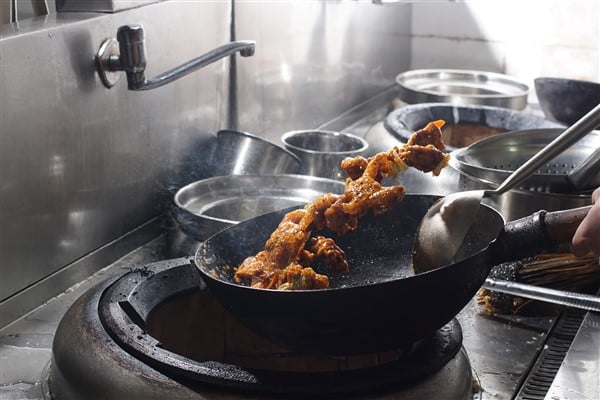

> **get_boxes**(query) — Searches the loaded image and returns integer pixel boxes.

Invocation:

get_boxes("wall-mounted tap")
[96,24,256,90]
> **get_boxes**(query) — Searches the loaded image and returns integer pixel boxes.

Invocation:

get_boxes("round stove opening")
[145,287,420,373]
[50,258,474,400]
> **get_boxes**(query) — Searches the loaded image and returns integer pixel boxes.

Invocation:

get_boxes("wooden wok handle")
[543,205,592,244]
[492,205,592,263]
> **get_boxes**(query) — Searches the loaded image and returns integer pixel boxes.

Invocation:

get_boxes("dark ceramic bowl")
[535,77,600,126]
[384,103,563,151]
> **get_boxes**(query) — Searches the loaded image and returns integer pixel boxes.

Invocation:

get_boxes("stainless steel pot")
[448,161,592,221]
[213,130,302,176]
[387,163,591,221]
[281,130,368,180]
[452,128,600,192]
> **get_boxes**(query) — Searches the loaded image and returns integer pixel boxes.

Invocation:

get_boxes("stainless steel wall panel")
[1,0,413,328]
[233,1,412,141]
[56,0,159,13]
[0,1,230,304]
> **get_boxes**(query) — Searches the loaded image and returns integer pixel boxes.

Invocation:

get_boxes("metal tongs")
[484,273,600,313]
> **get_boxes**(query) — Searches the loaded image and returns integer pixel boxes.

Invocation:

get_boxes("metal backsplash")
[234,1,412,141]
[0,1,231,325]
[0,0,412,328]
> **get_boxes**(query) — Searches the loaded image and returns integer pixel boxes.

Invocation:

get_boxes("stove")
[49,257,473,400]
[1,88,597,400]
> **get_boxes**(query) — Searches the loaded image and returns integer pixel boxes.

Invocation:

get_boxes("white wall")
[409,0,599,103]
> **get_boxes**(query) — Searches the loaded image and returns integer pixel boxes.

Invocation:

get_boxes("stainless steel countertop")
[545,302,600,400]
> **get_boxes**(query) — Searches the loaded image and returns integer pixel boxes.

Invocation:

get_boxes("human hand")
[571,187,600,257]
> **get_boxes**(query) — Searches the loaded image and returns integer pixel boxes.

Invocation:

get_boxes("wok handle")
[544,206,592,244]
[492,206,592,263]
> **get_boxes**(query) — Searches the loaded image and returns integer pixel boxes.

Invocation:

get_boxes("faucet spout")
[140,39,255,91]
[96,24,256,90]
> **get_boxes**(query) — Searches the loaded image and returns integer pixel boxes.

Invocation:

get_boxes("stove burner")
[98,258,464,396]
[48,257,472,399]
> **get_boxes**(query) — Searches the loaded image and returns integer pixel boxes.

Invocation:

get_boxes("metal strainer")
[452,128,600,192]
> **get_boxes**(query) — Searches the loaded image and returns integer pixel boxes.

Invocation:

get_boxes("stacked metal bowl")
[172,130,345,244]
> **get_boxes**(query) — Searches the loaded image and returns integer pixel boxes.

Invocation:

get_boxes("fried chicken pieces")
[234,120,450,290]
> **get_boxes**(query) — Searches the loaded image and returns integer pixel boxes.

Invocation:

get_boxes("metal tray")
[395,69,529,110]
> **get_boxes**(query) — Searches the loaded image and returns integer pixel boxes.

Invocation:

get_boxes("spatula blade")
[412,190,485,274]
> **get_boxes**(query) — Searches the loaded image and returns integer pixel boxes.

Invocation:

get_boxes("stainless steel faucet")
[96,24,256,90]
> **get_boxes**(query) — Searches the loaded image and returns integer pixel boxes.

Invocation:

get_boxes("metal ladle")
[413,102,600,273]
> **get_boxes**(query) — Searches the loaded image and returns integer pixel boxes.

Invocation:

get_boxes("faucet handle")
[116,25,146,73]
[96,24,147,89]
[115,25,148,90]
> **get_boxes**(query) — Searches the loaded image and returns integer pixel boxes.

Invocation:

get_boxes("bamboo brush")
[477,253,600,315]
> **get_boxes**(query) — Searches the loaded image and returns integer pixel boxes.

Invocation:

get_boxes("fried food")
[234,120,450,290]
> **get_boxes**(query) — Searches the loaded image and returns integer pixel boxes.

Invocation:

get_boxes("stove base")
[49,258,473,400]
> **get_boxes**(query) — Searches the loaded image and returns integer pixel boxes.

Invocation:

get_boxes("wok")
[192,194,588,355]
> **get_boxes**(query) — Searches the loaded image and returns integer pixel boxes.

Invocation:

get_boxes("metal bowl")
[172,174,345,241]
[395,69,529,110]
[281,130,369,180]
[451,128,600,193]
[213,130,302,176]
[384,103,562,151]
[535,77,600,126]
[450,164,593,221]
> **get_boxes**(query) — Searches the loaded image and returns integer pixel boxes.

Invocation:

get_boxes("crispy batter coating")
[402,120,450,176]
[234,120,450,290]
[309,236,349,273]
[407,120,447,149]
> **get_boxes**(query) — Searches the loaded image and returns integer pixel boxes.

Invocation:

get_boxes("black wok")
[192,194,588,355]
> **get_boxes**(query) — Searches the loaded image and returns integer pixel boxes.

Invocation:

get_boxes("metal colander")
[452,128,600,193]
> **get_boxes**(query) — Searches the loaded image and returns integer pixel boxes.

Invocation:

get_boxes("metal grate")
[513,310,586,400]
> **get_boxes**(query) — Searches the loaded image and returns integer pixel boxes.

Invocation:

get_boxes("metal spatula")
[413,102,600,273]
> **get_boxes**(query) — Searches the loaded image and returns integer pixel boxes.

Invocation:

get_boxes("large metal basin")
[172,174,345,241]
